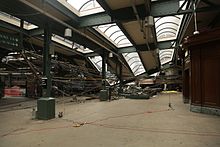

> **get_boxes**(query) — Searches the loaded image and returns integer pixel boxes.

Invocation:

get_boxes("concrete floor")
[0,93,220,147]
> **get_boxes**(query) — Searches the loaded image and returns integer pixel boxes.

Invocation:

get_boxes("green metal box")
[37,97,55,120]
[99,89,109,101]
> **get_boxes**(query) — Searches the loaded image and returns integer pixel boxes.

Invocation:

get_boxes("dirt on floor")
[0,93,220,147]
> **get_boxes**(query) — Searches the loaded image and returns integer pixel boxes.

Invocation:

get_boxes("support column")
[37,23,55,120]
[99,51,108,101]
[19,20,24,51]
[42,23,52,97]
[101,52,106,90]
[0,76,5,98]
[119,63,123,94]
[8,73,12,87]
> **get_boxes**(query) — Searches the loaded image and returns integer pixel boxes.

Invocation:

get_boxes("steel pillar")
[37,23,55,120]
[8,73,12,87]
[42,23,52,97]
[0,76,4,98]
[119,63,123,94]
[19,20,24,51]
[101,52,107,89]
[100,51,110,101]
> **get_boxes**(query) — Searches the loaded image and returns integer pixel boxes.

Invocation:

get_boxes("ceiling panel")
[123,21,154,45]
[139,51,159,70]
[25,0,70,21]
[106,0,144,10]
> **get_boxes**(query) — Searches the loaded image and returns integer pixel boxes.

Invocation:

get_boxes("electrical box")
[99,89,109,101]
[37,97,55,120]
[41,77,47,89]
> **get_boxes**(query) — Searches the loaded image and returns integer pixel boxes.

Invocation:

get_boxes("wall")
[184,28,220,109]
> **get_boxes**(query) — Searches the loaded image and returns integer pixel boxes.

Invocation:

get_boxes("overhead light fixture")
[109,52,113,58]
[193,31,199,35]
[79,45,85,50]
[64,28,72,37]
[193,1,199,35]
[145,16,154,27]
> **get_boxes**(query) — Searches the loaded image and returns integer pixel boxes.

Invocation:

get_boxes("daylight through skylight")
[0,11,38,30]
[154,1,187,42]
[123,52,146,76]
[159,49,174,65]
[155,15,183,42]
[88,56,102,72]
[51,34,93,54]
[94,23,132,48]
[58,0,104,17]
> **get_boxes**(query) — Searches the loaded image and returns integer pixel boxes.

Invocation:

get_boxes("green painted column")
[37,23,55,120]
[8,73,12,87]
[19,20,24,51]
[119,63,123,94]
[100,51,109,101]
[0,76,4,98]
[101,52,106,89]
[42,23,52,97]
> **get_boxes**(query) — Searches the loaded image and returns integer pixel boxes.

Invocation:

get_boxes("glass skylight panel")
[52,34,73,48]
[76,48,93,54]
[159,49,174,65]
[122,52,145,76]
[75,43,93,53]
[94,23,132,48]
[52,34,93,53]
[150,72,159,77]
[0,11,38,30]
[88,56,102,71]
[154,1,186,42]
[88,56,116,84]
[155,15,183,42]
[23,21,38,30]
[59,0,104,17]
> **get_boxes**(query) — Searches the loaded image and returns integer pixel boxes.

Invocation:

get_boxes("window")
[58,0,104,16]
[123,52,146,76]
[94,23,132,48]
[154,1,187,42]
[155,15,183,42]
[52,34,93,53]
[88,56,102,71]
[0,11,38,30]
[159,49,174,65]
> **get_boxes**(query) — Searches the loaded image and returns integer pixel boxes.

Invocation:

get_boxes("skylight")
[88,56,117,84]
[52,34,73,48]
[94,23,133,48]
[88,56,102,72]
[154,1,187,42]
[75,43,94,54]
[159,49,174,65]
[51,34,93,54]
[58,0,104,17]
[0,11,38,30]
[122,52,146,76]
[155,15,183,42]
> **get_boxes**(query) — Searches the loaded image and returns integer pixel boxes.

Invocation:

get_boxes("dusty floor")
[0,93,220,147]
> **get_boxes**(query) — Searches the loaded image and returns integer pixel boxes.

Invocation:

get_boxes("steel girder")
[77,1,220,28]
